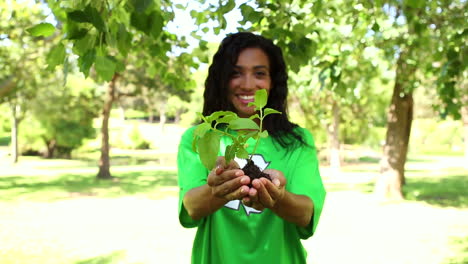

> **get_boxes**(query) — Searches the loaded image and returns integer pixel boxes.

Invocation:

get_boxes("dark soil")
[242,159,271,187]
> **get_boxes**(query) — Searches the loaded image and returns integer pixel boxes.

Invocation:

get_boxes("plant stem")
[249,108,263,162]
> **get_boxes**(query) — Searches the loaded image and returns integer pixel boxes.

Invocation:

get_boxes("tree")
[371,0,467,200]
[0,1,52,162]
[28,75,101,158]
[188,0,466,200]
[40,0,195,179]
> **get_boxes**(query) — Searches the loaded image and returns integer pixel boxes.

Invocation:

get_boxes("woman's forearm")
[271,191,313,227]
[183,184,228,220]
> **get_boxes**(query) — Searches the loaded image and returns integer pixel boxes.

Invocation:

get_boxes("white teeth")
[239,95,254,100]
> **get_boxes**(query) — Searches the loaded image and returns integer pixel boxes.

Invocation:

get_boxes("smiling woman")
[177,32,326,264]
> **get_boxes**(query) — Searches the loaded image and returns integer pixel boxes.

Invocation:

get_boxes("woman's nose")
[241,74,255,90]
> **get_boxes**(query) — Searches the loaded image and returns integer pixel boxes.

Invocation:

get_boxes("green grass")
[0,153,467,264]
[0,168,178,202]
[0,154,179,202]
[445,236,468,264]
[0,135,10,146]
[404,174,468,208]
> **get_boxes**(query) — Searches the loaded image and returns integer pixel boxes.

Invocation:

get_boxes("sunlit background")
[0,0,467,263]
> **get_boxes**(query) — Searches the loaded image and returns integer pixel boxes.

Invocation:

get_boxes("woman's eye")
[256,71,267,76]
[231,71,241,77]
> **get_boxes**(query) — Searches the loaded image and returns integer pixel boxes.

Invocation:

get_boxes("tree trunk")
[328,100,341,170]
[44,139,56,159]
[97,74,119,180]
[374,54,414,201]
[159,101,167,133]
[10,104,19,163]
[461,94,468,165]
[174,109,182,124]
[118,104,126,121]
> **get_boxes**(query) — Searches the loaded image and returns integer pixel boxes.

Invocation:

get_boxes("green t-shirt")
[178,126,326,264]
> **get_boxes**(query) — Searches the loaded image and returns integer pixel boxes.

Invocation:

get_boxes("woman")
[177,32,326,263]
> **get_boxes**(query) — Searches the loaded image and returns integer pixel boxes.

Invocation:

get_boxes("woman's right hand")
[207,157,251,202]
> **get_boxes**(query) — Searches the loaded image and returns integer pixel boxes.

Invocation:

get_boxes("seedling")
[192,89,281,180]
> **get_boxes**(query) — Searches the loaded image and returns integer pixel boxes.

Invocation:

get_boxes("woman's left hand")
[241,169,286,211]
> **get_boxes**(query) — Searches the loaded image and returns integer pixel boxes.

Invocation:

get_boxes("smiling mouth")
[239,95,254,100]
[237,95,255,104]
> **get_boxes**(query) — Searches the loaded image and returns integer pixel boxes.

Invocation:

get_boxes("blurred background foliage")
[0,0,466,191]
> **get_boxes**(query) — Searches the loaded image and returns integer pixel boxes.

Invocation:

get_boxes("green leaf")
[73,34,96,55]
[240,3,262,24]
[264,108,281,116]
[198,132,221,169]
[117,24,132,56]
[131,12,150,34]
[67,27,88,40]
[404,0,425,8]
[228,118,260,130]
[194,123,212,138]
[259,130,269,138]
[312,0,323,16]
[115,59,126,72]
[26,23,55,37]
[95,56,116,81]
[78,49,96,77]
[133,0,154,13]
[67,11,91,23]
[217,114,238,124]
[240,130,258,139]
[236,147,249,159]
[85,5,105,32]
[371,22,380,32]
[249,114,260,120]
[254,89,268,109]
[206,111,237,123]
[149,11,164,38]
[46,43,66,70]
[225,144,236,164]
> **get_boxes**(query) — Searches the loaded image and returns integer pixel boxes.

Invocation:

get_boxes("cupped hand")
[242,169,286,210]
[207,157,251,202]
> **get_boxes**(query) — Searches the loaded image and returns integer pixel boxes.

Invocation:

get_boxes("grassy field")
[0,124,467,264]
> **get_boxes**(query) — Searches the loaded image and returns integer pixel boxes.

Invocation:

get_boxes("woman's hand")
[241,169,286,211]
[207,157,251,202]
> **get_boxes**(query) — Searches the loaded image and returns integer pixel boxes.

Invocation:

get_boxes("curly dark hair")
[202,32,307,150]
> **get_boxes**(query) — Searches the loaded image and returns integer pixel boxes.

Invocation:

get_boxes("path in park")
[1,190,467,264]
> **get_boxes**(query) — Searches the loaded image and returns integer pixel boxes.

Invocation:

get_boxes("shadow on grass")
[0,169,177,201]
[75,250,127,264]
[72,154,176,167]
[404,174,468,208]
[0,136,10,146]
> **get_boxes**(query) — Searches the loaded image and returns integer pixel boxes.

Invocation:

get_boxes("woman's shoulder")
[180,126,198,141]
[292,126,312,137]
[292,126,315,145]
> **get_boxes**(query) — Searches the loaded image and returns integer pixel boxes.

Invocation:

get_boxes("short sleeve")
[177,127,210,228]
[287,128,326,239]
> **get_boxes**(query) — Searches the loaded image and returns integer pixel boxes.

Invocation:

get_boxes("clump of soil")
[242,159,271,187]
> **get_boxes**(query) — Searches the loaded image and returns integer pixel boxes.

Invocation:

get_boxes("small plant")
[192,89,281,182]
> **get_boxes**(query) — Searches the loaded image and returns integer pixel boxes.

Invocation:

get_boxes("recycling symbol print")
[224,154,270,216]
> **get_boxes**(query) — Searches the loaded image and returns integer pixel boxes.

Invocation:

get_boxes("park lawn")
[0,153,467,264]
[0,154,179,202]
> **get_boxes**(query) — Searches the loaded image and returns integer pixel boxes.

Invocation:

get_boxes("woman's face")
[228,47,272,118]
